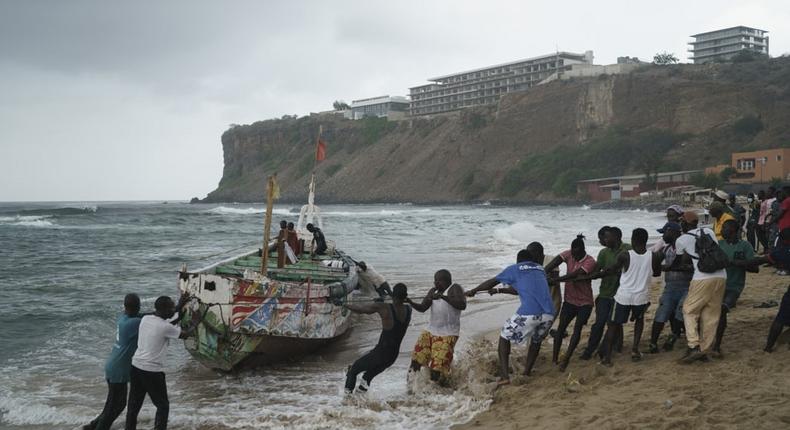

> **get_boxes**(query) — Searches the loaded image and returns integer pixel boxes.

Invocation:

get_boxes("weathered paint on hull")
[178,250,360,371]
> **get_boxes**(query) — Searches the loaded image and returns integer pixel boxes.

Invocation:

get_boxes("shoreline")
[453,269,790,429]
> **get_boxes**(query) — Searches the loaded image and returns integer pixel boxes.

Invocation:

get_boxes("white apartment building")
[689,26,769,64]
[409,51,593,116]
[347,95,410,120]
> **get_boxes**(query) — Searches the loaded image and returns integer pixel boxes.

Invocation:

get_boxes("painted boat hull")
[178,250,361,371]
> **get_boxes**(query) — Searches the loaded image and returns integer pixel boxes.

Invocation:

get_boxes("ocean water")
[0,202,664,429]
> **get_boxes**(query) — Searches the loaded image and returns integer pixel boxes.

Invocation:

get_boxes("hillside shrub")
[500,128,688,197]
[462,111,488,130]
[690,173,723,189]
[325,164,342,177]
[732,115,764,136]
[360,117,397,146]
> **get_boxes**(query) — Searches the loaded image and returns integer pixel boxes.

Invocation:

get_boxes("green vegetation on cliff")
[204,57,790,203]
[501,128,689,197]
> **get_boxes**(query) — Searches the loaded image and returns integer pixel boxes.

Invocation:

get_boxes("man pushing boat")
[344,283,411,394]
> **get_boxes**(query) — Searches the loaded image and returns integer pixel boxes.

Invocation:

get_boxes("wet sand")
[454,269,790,429]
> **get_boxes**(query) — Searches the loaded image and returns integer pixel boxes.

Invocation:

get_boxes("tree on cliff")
[333,100,350,111]
[653,52,679,65]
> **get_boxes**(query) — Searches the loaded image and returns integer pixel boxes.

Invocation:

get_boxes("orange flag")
[315,138,327,162]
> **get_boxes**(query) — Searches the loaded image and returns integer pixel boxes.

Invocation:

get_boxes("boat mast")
[297,125,323,234]
[260,174,277,274]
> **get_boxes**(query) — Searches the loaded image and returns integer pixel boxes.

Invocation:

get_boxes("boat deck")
[214,252,350,284]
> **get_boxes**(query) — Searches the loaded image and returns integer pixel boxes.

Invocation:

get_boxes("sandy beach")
[454,269,790,430]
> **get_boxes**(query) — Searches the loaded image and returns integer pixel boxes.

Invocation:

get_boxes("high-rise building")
[689,26,769,64]
[409,51,593,116]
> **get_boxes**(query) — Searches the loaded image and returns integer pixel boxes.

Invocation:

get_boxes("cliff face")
[204,58,790,203]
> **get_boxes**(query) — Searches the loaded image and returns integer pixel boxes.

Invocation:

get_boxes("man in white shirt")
[356,261,392,298]
[598,228,657,366]
[125,294,193,430]
[407,269,466,385]
[675,211,727,363]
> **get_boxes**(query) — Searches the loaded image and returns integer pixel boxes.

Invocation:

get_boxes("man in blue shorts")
[467,242,555,385]
[649,222,691,353]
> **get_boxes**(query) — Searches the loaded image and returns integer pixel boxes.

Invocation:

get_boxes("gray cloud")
[0,0,788,201]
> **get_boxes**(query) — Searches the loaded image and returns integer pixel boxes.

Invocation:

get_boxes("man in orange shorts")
[407,269,466,383]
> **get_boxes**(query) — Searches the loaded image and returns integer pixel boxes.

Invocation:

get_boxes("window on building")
[737,159,755,170]
[778,155,782,161]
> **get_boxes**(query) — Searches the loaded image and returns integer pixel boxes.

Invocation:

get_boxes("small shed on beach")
[577,170,702,202]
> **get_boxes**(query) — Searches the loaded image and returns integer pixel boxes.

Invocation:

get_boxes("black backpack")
[688,229,729,273]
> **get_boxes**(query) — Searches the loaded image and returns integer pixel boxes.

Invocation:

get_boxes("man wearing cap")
[649,221,691,353]
[713,190,734,214]
[675,211,727,363]
[650,205,684,253]
[709,201,735,241]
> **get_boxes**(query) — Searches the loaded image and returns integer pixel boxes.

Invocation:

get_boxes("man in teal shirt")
[713,220,757,356]
[84,294,142,430]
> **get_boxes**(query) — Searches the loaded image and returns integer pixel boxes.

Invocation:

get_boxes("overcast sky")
[1,0,788,202]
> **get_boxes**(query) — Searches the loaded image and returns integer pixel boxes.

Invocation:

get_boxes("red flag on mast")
[315,137,327,161]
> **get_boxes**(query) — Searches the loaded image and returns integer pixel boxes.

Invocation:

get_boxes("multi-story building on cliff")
[688,26,769,64]
[408,50,593,116]
[347,95,410,120]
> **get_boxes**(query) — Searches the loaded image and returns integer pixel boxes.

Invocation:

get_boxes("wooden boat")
[177,174,364,371]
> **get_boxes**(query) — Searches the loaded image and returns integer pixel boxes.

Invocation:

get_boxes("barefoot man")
[407,269,466,384]
[466,243,555,385]
[344,283,411,394]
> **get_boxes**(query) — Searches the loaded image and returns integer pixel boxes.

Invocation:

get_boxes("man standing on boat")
[268,220,288,253]
[124,294,194,430]
[407,269,466,384]
[286,222,301,257]
[466,243,555,385]
[306,223,327,256]
[84,294,141,430]
[343,283,411,394]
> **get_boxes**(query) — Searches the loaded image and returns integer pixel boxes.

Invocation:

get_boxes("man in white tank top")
[407,269,466,384]
[599,228,657,366]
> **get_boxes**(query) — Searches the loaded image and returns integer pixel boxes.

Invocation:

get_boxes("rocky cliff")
[203,58,790,203]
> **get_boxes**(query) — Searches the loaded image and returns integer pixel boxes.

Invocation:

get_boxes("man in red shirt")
[545,234,597,372]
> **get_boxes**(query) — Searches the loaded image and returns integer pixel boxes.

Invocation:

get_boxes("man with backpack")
[675,211,728,363]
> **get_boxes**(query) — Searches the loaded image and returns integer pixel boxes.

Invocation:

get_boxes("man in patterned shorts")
[407,269,467,384]
[467,243,556,385]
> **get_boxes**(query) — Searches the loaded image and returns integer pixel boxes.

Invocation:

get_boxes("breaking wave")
[206,207,433,218]
[206,206,295,216]
[18,206,98,216]
[323,209,433,217]
[0,215,55,228]
[493,220,546,245]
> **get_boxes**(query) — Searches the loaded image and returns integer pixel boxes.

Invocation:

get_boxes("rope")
[190,242,259,263]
